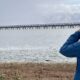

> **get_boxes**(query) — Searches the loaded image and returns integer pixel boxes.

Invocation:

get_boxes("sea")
[0,27,79,63]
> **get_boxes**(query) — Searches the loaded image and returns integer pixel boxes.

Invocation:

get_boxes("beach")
[0,28,78,80]
[0,62,76,80]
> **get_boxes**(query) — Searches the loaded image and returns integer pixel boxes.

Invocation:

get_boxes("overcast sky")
[0,0,80,26]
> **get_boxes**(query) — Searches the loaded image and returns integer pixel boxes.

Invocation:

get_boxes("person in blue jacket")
[59,30,80,80]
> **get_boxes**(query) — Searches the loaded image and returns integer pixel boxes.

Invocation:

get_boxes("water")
[0,27,79,63]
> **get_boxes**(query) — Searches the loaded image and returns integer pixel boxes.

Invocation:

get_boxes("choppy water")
[0,27,79,63]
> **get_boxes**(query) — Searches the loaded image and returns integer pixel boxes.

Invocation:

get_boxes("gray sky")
[0,0,80,26]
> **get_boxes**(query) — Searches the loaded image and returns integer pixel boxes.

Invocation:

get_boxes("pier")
[0,23,80,30]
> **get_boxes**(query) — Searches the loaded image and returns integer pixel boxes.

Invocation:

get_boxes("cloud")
[35,3,80,24]
[37,4,80,14]
[0,0,80,25]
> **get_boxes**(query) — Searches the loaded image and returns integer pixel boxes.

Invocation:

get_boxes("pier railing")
[0,23,80,30]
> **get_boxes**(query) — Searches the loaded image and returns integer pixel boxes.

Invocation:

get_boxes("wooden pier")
[0,23,80,30]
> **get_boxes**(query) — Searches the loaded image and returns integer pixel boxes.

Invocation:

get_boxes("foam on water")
[0,48,76,63]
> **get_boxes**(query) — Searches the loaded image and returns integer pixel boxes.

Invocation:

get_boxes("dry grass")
[0,62,76,80]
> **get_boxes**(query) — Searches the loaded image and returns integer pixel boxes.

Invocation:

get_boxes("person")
[59,30,80,80]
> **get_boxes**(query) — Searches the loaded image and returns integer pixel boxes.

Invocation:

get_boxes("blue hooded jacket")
[59,31,80,80]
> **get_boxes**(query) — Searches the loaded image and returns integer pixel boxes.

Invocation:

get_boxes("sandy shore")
[0,62,76,80]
